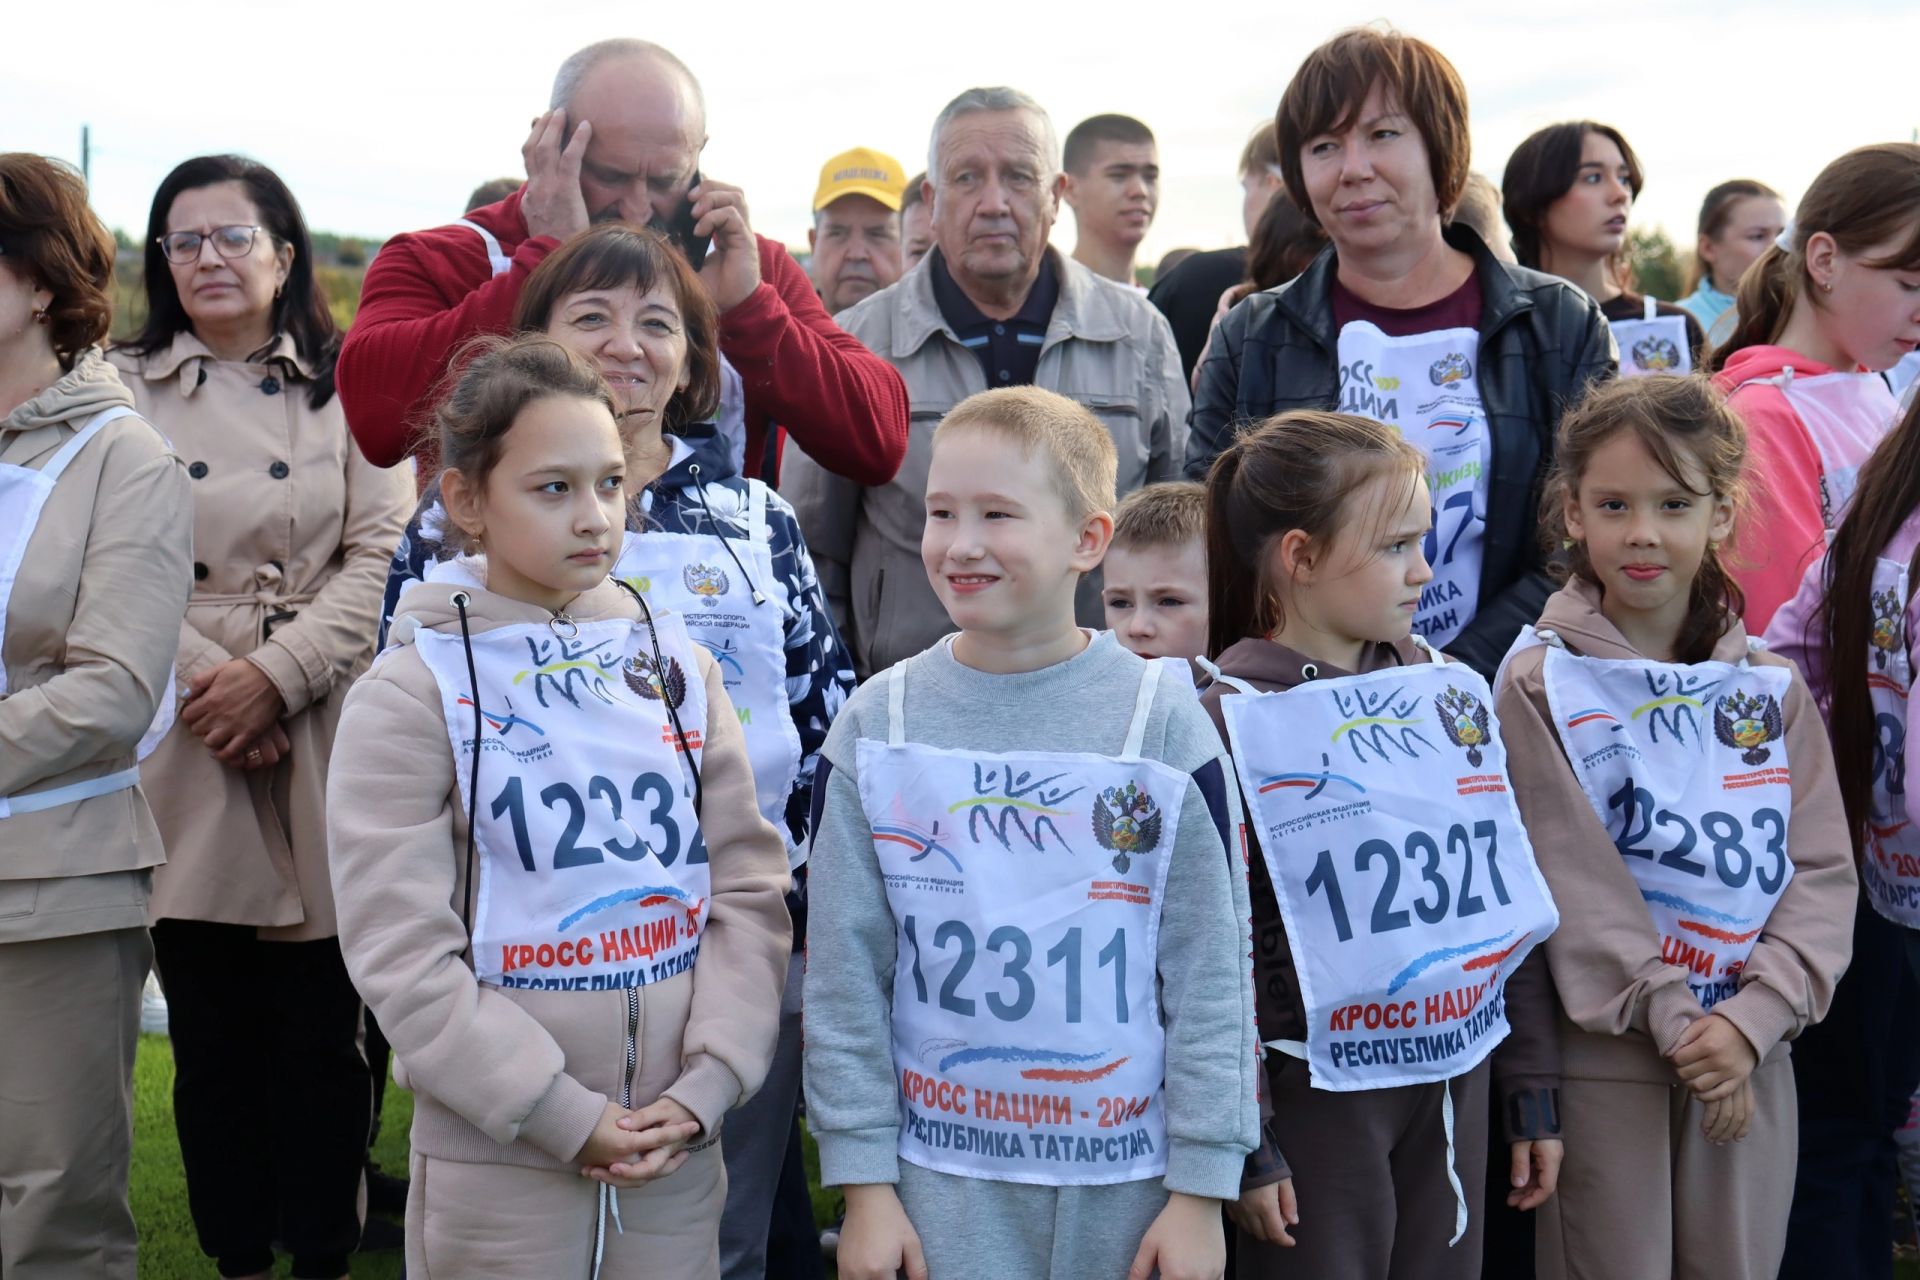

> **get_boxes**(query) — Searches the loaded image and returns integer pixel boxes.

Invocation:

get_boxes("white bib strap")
[39,406,137,482]
[886,662,907,747]
[1196,655,1259,697]
[1440,1081,1468,1246]
[1120,658,1163,760]
[455,218,513,278]
[1411,635,1447,665]
[5,765,140,817]
[1644,295,1658,323]
[747,478,770,546]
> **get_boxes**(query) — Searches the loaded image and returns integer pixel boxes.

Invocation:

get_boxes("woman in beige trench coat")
[111,155,411,1280]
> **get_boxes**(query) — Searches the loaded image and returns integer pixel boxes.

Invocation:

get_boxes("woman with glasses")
[110,155,412,1280]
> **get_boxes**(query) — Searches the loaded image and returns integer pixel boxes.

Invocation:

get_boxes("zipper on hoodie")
[621,985,639,1109]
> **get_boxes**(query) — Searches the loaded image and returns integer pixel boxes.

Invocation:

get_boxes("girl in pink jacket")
[1708,143,1920,632]
[1765,388,1920,1276]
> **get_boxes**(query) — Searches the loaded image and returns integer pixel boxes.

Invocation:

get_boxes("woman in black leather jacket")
[1187,27,1615,678]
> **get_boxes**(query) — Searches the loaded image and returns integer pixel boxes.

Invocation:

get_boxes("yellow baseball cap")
[813,147,908,213]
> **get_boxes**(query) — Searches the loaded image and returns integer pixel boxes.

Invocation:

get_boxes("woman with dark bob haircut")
[1502,121,1706,375]
[380,223,854,1276]
[1185,24,1613,1280]
[0,153,192,1279]
[109,154,414,1280]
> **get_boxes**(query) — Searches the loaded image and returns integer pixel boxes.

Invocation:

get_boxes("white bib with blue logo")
[615,478,804,866]
[1531,632,1796,1008]
[1863,558,1920,927]
[415,613,711,990]
[857,656,1184,1184]
[1335,323,1489,648]
[1218,648,1557,1090]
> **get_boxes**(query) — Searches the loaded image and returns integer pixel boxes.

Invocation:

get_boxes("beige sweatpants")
[1536,1054,1797,1280]
[405,1136,727,1279]
[0,927,149,1280]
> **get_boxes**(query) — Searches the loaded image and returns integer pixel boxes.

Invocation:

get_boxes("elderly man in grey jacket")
[782,86,1189,679]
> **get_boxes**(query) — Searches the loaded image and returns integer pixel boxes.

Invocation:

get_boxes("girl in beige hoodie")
[1495,376,1857,1280]
[326,337,790,1279]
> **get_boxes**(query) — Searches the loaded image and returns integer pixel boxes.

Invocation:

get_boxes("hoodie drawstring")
[686,463,767,606]
[452,591,483,952]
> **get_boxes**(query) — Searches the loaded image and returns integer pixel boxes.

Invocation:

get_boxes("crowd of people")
[2,23,1919,1280]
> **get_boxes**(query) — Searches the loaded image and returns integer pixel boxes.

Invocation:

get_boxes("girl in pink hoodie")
[1764,389,1920,1275]
[1708,143,1920,632]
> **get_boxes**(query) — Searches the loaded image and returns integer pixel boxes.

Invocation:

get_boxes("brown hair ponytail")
[1709,143,1920,372]
[1205,411,1426,659]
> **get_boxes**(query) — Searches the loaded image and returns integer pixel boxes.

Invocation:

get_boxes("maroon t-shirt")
[1331,270,1483,337]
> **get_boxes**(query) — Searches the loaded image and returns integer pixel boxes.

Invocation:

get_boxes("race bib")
[1541,641,1794,1008]
[858,659,1183,1184]
[416,614,711,991]
[1220,654,1558,1090]
[1336,323,1488,648]
[1864,558,1920,926]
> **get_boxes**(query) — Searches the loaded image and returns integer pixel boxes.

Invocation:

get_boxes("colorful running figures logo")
[875,815,963,873]
[512,634,624,708]
[1631,334,1682,372]
[1329,684,1435,763]
[1429,352,1472,386]
[682,562,729,607]
[960,762,1084,853]
[1714,689,1784,765]
[1631,668,1718,746]
[1873,589,1905,670]
[1093,781,1163,874]
[1435,685,1491,766]
[624,650,689,709]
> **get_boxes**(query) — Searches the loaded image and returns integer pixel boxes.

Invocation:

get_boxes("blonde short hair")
[1112,481,1205,552]
[934,386,1118,522]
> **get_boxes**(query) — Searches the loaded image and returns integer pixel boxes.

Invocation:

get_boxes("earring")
[31,308,49,325]
[1820,280,1834,293]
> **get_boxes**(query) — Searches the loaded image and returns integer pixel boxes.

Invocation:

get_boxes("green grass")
[133,1033,840,1277]
[132,1034,409,1279]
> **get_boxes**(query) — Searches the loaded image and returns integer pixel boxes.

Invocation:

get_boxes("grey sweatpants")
[0,927,149,1280]
[719,949,804,1278]
[898,1160,1170,1278]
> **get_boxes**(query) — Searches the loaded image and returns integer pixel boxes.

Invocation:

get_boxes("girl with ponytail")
[1496,375,1855,1280]
[1709,143,1920,632]
[1198,412,1566,1276]
[1764,388,1920,1276]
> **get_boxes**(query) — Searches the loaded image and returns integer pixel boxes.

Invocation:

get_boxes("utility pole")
[80,125,90,183]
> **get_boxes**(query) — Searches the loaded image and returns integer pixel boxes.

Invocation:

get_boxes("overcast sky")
[9,0,1918,278]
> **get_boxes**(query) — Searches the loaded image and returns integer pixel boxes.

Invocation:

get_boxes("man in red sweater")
[336,37,908,487]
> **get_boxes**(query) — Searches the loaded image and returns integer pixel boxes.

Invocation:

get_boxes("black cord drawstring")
[687,463,767,606]
[452,590,482,956]
[616,578,704,813]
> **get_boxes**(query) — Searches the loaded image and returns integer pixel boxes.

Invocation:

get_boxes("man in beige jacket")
[780,86,1189,679]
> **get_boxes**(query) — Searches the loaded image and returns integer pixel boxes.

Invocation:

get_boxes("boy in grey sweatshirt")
[804,387,1259,1280]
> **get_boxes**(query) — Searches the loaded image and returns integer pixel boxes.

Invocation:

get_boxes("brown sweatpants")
[1536,1054,1796,1280]
[0,927,150,1280]
[1238,1057,1491,1279]
[405,1135,727,1279]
